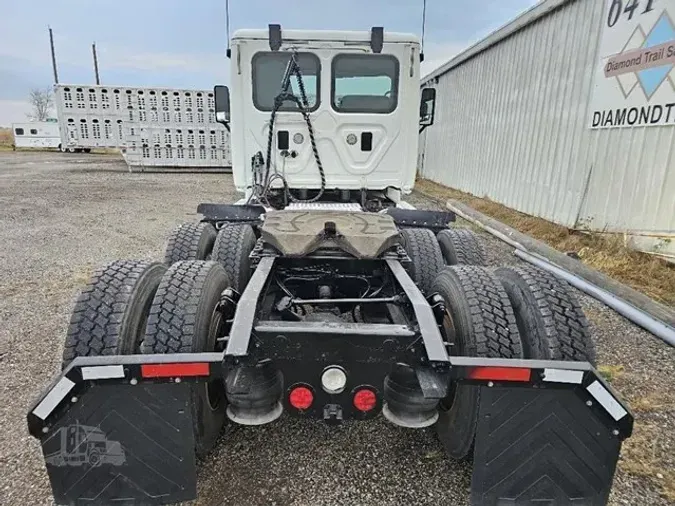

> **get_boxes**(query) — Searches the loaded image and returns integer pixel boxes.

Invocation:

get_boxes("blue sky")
[0,0,539,126]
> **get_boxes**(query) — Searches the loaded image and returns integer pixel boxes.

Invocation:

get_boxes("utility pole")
[92,42,100,84]
[49,26,59,84]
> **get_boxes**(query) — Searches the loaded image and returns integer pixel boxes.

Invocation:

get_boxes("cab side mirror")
[419,87,436,132]
[214,85,230,125]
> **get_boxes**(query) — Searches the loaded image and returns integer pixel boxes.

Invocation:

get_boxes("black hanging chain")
[260,52,326,205]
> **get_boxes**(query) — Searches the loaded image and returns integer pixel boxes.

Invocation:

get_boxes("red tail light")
[289,386,314,410]
[353,389,377,412]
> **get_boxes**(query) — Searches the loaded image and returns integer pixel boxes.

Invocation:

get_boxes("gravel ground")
[0,151,673,506]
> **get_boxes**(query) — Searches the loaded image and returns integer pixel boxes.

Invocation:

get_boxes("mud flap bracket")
[471,385,622,506]
[39,382,197,505]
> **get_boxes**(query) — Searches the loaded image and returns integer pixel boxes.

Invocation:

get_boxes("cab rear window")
[252,52,320,112]
[332,54,399,114]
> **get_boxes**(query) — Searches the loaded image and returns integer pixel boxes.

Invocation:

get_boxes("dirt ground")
[0,151,673,505]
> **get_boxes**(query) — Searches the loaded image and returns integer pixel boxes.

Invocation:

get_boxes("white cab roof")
[232,29,419,44]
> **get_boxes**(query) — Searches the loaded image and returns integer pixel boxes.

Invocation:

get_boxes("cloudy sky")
[0,0,539,126]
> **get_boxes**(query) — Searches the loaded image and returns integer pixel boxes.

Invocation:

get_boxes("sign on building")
[589,0,675,129]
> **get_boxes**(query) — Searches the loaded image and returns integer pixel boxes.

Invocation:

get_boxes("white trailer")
[12,122,61,149]
[53,84,231,169]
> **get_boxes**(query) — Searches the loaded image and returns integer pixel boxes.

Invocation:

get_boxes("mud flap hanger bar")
[196,205,455,231]
[452,355,633,439]
[27,353,632,441]
[26,352,224,438]
[384,208,456,231]
[197,203,266,224]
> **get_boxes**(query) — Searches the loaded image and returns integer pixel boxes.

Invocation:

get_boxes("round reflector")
[353,389,377,412]
[321,367,347,394]
[289,386,313,410]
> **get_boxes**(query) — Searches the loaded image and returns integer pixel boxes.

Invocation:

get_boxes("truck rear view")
[27,26,632,506]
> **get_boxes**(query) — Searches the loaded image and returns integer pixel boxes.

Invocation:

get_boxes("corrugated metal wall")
[420,0,674,254]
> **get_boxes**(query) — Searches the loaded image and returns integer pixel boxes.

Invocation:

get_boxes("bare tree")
[27,87,54,121]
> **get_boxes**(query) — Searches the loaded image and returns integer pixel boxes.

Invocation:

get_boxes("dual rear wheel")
[64,221,260,457]
[400,227,487,296]
[164,222,256,293]
[63,259,235,458]
[400,226,595,460]
[432,263,596,459]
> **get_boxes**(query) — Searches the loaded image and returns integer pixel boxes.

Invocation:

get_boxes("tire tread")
[436,266,522,358]
[212,224,256,292]
[437,229,487,266]
[142,260,223,353]
[164,222,216,265]
[63,260,163,367]
[401,228,445,294]
[495,264,596,363]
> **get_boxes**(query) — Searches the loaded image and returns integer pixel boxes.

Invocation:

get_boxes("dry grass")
[415,179,675,308]
[620,422,675,502]
[597,364,625,383]
[597,369,675,501]
[0,127,13,147]
[630,392,675,413]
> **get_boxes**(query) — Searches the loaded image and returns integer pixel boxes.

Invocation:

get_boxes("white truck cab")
[215,25,436,208]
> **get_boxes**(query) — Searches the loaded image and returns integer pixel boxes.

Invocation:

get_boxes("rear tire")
[164,222,217,265]
[437,229,487,266]
[62,260,166,369]
[495,264,596,363]
[212,224,256,293]
[400,228,444,294]
[432,266,522,460]
[141,260,230,457]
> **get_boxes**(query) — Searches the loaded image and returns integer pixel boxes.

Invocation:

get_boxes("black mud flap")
[471,386,621,506]
[39,382,197,506]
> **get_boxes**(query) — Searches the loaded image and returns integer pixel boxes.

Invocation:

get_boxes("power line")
[92,42,100,85]
[48,26,59,84]
[421,0,427,54]
[226,0,231,49]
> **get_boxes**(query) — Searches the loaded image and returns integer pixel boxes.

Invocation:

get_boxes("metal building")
[54,84,231,169]
[420,0,675,259]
